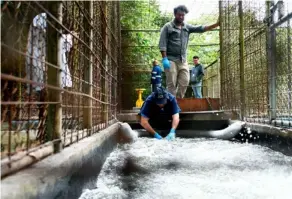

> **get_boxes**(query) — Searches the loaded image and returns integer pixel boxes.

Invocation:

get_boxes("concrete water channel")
[2,109,292,199]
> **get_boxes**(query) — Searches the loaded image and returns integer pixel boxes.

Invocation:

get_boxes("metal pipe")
[55,1,63,151]
[204,59,218,69]
[277,0,285,20]
[219,0,224,107]
[245,118,292,128]
[1,74,116,106]
[266,1,277,120]
[122,44,220,48]
[245,117,270,124]
[136,121,245,140]
[270,12,292,29]
[1,142,55,178]
[272,119,292,128]
[288,18,292,117]
[83,1,93,130]
[269,1,278,13]
[121,28,271,33]
[239,1,245,119]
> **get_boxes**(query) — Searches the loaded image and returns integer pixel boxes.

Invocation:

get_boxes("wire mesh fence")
[203,60,220,98]
[120,0,220,109]
[220,1,241,113]
[1,1,120,172]
[274,4,292,125]
[220,0,292,127]
[242,0,268,120]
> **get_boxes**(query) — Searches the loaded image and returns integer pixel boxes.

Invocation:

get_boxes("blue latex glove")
[162,57,170,69]
[165,128,176,141]
[153,132,162,140]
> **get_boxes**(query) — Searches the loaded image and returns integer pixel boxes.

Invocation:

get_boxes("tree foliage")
[120,1,219,108]
[120,0,167,108]
[187,15,220,65]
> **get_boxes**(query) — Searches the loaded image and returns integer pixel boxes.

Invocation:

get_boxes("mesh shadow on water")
[116,155,183,194]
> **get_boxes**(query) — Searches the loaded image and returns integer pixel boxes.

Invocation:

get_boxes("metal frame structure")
[220,0,292,126]
[1,1,120,177]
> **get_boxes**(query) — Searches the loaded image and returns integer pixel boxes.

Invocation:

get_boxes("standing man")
[190,56,204,98]
[150,60,162,93]
[159,5,219,98]
[138,86,181,141]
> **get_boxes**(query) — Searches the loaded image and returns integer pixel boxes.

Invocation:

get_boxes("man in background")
[190,56,204,98]
[159,5,219,98]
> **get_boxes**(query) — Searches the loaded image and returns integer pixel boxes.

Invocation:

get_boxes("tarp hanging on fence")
[25,13,73,93]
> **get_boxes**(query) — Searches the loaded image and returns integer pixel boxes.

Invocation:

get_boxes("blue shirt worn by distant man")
[190,64,204,84]
[139,92,181,120]
[190,64,204,98]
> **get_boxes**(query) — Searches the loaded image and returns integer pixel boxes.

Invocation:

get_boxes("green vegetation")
[120,1,219,109]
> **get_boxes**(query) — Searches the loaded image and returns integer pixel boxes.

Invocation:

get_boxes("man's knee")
[180,78,189,86]
[177,69,190,86]
[167,87,177,96]
[177,77,189,87]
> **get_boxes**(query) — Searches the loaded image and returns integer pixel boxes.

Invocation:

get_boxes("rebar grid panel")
[241,1,268,119]
[1,1,120,163]
[1,1,59,159]
[92,1,103,129]
[220,1,241,112]
[220,0,292,126]
[274,6,292,122]
[203,60,220,98]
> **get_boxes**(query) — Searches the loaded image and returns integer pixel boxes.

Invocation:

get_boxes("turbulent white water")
[79,137,292,199]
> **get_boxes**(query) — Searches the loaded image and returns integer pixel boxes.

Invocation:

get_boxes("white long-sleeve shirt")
[26,13,73,93]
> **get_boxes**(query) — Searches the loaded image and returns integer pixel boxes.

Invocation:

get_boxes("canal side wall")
[1,122,121,199]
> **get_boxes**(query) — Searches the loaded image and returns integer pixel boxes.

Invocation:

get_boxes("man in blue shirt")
[190,56,204,98]
[138,86,181,140]
[150,60,162,92]
[159,5,219,99]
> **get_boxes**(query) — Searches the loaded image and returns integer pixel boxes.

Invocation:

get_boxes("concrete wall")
[244,122,292,156]
[2,119,291,199]
[1,122,121,199]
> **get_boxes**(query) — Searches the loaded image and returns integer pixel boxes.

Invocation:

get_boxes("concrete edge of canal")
[1,122,123,199]
[2,116,292,199]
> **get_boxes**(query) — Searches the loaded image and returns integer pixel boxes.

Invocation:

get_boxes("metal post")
[288,18,291,117]
[219,1,224,109]
[266,1,277,121]
[117,1,122,113]
[277,0,284,20]
[46,1,62,152]
[83,1,93,132]
[101,1,109,126]
[238,1,245,120]
[217,61,220,99]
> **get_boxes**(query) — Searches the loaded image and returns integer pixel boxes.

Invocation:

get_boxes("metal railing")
[203,60,220,98]
[1,1,121,177]
[220,0,292,125]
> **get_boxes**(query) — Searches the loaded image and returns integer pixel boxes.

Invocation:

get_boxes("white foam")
[119,123,138,143]
[79,138,292,199]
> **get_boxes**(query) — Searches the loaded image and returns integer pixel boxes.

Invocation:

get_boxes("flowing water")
[79,137,292,199]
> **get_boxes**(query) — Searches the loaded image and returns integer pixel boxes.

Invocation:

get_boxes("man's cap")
[154,86,169,104]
